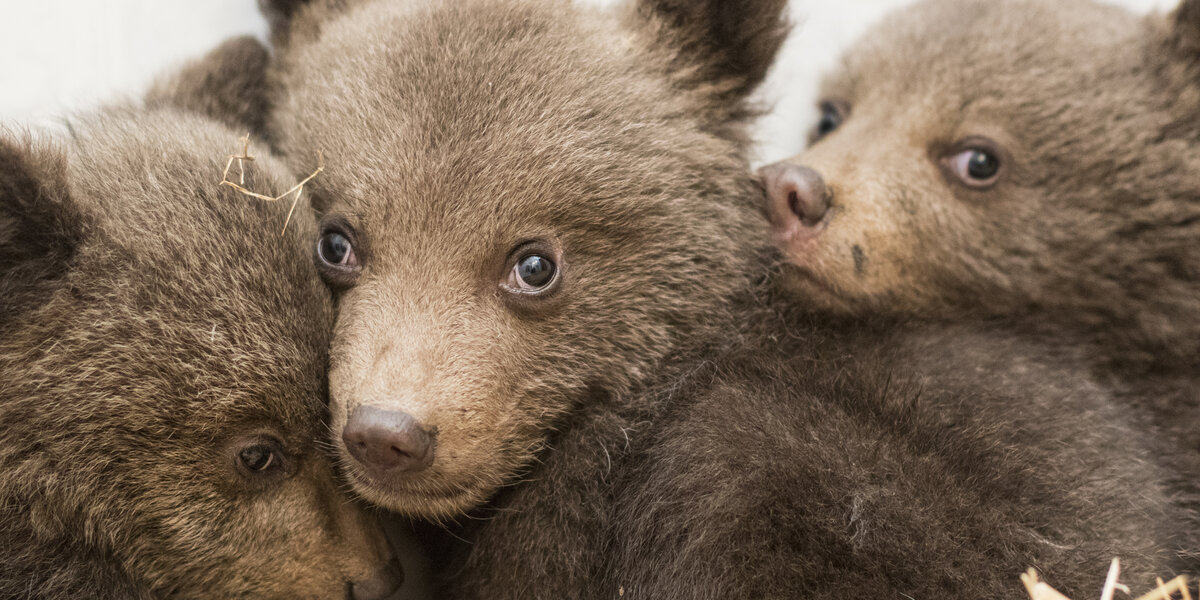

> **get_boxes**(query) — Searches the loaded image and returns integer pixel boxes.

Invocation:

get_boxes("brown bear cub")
[759,0,1200,522]
[760,0,1200,379]
[250,0,1195,596]
[0,108,402,599]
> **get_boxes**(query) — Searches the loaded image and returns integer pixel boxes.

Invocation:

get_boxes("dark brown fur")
[609,313,1186,598]
[243,0,1196,596]
[0,108,394,598]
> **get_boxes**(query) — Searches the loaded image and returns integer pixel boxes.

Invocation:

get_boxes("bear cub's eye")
[233,437,289,482]
[511,254,557,291]
[240,445,276,472]
[947,146,1003,187]
[501,243,563,298]
[315,218,364,288]
[810,100,848,143]
[318,231,357,268]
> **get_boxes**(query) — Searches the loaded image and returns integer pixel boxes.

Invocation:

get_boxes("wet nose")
[342,406,435,474]
[760,162,830,227]
[346,557,404,600]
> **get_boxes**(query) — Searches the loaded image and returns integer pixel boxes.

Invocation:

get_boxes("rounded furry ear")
[628,0,790,115]
[1174,0,1200,54]
[259,0,311,45]
[0,138,83,324]
[145,36,273,137]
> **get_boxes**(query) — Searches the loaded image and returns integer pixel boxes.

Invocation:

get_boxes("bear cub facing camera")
[253,0,1194,596]
[0,109,401,599]
[761,0,1200,378]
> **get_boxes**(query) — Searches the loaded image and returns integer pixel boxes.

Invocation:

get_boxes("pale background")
[0,0,1180,164]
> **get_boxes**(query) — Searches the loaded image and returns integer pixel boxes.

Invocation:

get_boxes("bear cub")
[253,0,1194,597]
[0,107,400,599]
[759,0,1200,513]
[760,0,1200,378]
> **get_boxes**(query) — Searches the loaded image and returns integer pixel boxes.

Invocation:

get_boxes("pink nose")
[342,405,435,474]
[760,162,830,228]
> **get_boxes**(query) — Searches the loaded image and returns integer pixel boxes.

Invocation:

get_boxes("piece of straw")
[1023,568,1074,600]
[1022,560,1191,600]
[1134,577,1193,600]
[1101,559,1127,600]
[218,134,324,236]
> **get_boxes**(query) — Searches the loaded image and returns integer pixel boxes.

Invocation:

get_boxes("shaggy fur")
[606,313,1186,598]
[766,0,1200,377]
[0,107,395,598]
[246,0,1195,597]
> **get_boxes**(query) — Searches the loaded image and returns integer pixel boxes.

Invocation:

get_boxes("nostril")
[788,190,805,222]
[763,162,830,229]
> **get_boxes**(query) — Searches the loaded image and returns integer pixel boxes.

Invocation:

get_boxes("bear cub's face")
[762,0,1200,322]
[268,0,784,518]
[0,112,399,600]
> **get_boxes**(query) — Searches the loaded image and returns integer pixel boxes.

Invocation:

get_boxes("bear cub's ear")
[258,0,358,47]
[0,138,82,325]
[630,0,790,113]
[144,36,273,137]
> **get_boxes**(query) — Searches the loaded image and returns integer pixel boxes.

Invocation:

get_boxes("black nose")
[760,162,830,227]
[346,557,404,600]
[342,406,435,474]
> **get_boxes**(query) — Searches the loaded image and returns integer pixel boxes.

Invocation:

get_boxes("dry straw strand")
[218,134,324,235]
[1134,577,1193,600]
[1022,560,1192,600]
[1102,558,1131,600]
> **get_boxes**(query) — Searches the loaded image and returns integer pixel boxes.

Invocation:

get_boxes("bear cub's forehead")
[839,0,1148,101]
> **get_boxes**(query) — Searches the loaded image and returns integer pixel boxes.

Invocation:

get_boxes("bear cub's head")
[0,110,400,600]
[762,0,1200,368]
[262,0,788,518]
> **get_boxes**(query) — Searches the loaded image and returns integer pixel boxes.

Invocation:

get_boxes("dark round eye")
[512,254,556,290]
[812,101,846,142]
[504,252,559,294]
[317,231,357,268]
[238,444,278,473]
[949,148,1002,186]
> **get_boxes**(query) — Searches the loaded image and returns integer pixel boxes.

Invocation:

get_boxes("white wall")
[0,0,1180,162]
